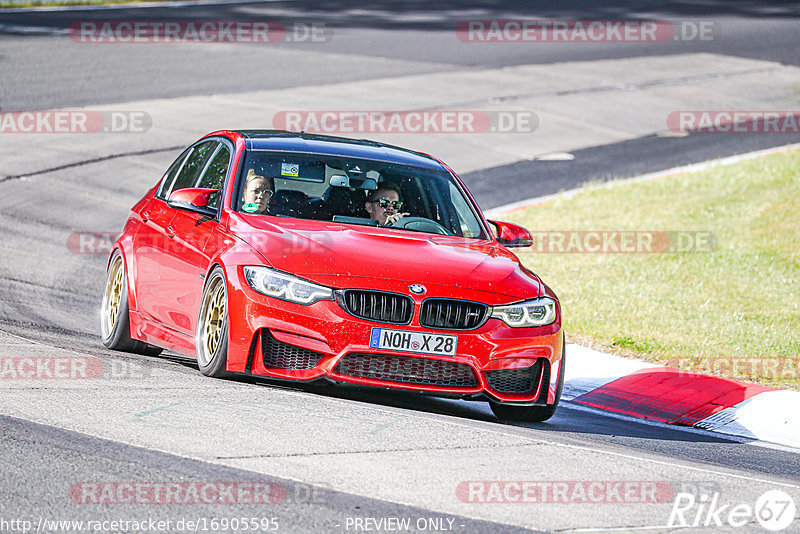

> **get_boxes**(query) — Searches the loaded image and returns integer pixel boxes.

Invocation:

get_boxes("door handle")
[166,226,176,239]
[141,210,150,222]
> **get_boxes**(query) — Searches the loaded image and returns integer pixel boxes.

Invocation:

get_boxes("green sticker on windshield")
[242,203,259,213]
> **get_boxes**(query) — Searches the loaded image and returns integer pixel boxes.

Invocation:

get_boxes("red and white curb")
[484,143,800,450]
[563,343,800,449]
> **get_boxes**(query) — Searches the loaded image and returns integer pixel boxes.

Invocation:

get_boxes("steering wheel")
[388,216,452,235]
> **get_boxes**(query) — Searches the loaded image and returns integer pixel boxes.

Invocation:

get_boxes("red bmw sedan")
[101,130,564,421]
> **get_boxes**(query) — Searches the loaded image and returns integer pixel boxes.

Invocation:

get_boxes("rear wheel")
[490,341,565,422]
[196,266,230,377]
[100,250,162,356]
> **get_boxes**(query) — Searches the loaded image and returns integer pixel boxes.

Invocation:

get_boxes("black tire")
[490,340,565,422]
[100,250,163,356]
[195,266,230,378]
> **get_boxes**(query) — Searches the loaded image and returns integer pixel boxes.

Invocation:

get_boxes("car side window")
[448,182,482,238]
[196,144,231,210]
[164,141,218,199]
[157,148,192,199]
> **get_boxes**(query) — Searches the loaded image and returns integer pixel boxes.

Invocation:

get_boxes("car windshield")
[234,150,488,239]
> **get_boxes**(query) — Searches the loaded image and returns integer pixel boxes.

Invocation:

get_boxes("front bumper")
[225,267,563,405]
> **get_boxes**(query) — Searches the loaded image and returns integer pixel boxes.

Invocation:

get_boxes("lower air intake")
[262,330,324,370]
[485,360,545,394]
[334,353,477,388]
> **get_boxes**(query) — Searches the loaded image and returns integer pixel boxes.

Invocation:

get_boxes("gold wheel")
[101,255,125,339]
[197,272,227,369]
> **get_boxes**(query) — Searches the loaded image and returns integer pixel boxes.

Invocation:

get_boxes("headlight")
[243,266,334,305]
[491,297,557,327]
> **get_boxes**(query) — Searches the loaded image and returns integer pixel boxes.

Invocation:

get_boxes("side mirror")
[488,220,533,248]
[168,187,219,216]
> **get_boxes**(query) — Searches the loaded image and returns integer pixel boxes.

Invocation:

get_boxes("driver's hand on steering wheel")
[384,212,410,225]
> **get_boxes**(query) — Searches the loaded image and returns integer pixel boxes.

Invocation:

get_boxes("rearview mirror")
[329,174,351,188]
[330,175,378,190]
[488,220,533,248]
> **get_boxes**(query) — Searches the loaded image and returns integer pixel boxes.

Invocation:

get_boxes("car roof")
[233,130,445,170]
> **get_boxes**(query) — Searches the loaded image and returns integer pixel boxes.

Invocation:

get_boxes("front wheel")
[100,250,162,356]
[196,266,230,377]
[490,343,565,422]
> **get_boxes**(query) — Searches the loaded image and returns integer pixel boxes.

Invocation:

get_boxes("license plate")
[369,327,457,356]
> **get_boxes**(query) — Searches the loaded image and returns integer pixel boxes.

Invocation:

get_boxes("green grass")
[504,149,800,390]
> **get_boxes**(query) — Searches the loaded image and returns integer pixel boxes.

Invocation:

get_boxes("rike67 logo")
[669,490,796,531]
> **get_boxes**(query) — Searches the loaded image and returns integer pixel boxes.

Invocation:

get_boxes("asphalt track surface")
[1,1,800,532]
[2,0,800,109]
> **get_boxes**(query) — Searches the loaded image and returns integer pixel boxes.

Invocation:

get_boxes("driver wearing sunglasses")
[365,183,410,226]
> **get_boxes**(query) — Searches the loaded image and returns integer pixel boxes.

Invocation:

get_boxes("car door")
[159,139,232,336]
[131,146,190,326]
[134,140,217,329]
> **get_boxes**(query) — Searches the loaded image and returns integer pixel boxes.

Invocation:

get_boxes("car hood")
[229,215,542,302]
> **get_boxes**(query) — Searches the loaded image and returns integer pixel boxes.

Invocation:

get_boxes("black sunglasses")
[373,198,403,209]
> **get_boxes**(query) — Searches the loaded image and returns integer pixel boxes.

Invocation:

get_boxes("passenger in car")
[365,182,410,225]
[241,169,274,214]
